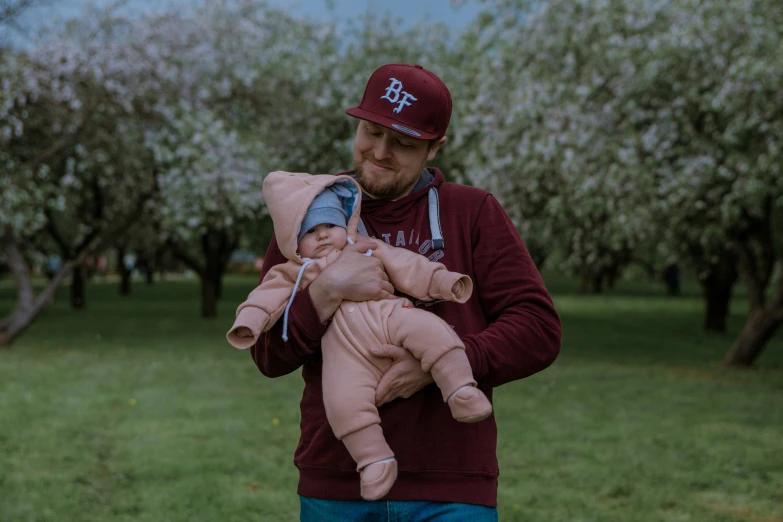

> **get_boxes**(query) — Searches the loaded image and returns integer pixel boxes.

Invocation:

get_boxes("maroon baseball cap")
[346,63,452,140]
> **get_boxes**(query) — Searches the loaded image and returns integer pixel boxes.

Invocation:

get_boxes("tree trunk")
[70,264,86,309]
[592,273,605,294]
[135,254,154,285]
[170,229,235,318]
[199,229,234,317]
[155,248,165,281]
[527,244,549,270]
[700,257,738,332]
[200,271,220,318]
[200,247,225,318]
[0,237,72,346]
[663,264,681,296]
[704,289,730,332]
[606,268,618,290]
[578,266,592,296]
[723,307,783,367]
[120,268,131,295]
[578,275,589,295]
[117,246,131,296]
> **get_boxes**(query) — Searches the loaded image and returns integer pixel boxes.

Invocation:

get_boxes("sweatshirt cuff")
[429,271,473,303]
[462,336,488,384]
[227,307,270,350]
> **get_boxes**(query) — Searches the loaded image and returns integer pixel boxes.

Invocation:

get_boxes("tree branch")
[21,128,83,173]
[0,0,43,28]
[44,208,72,257]
[1,230,35,311]
[0,231,79,338]
[168,238,205,277]
[81,182,156,258]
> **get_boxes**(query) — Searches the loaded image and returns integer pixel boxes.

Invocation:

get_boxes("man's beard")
[354,160,421,200]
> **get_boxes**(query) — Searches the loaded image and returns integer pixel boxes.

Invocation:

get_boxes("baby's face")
[298,223,348,259]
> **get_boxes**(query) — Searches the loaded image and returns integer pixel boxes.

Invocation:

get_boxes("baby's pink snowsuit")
[227,172,491,500]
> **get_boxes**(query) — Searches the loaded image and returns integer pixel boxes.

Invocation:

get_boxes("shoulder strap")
[428,187,444,250]
[356,187,444,250]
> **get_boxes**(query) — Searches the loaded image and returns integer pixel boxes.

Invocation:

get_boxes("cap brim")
[345,107,439,140]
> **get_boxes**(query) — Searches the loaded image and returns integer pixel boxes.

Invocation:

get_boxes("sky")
[6,0,483,47]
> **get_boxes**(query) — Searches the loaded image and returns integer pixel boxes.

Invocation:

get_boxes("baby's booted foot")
[360,458,398,501]
[447,386,492,423]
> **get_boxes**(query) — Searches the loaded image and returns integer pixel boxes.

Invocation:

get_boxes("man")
[252,63,561,521]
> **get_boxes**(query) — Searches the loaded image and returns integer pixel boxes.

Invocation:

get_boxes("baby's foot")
[451,280,465,299]
[447,385,492,423]
[359,458,398,501]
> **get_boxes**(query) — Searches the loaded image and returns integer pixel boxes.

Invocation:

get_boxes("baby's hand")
[451,280,464,298]
[234,326,254,339]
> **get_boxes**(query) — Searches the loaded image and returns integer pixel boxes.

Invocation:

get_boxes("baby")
[227,171,492,501]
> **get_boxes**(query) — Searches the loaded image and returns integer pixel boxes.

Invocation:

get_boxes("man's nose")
[373,138,392,160]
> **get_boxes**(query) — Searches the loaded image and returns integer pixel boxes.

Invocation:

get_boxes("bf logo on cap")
[381,78,417,113]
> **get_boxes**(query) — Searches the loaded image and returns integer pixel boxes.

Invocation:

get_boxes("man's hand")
[371,344,434,406]
[310,237,396,322]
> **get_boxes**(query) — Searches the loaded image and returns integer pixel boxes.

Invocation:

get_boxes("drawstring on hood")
[346,236,373,256]
[281,258,314,342]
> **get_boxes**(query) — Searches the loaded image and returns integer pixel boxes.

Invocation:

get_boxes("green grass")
[1,274,782,522]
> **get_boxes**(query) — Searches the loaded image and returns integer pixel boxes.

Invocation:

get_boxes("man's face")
[353,120,445,200]
[297,223,348,259]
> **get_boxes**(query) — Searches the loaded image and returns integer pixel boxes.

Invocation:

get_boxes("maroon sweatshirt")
[251,168,561,506]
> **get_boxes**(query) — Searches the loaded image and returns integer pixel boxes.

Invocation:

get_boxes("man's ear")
[427,136,447,162]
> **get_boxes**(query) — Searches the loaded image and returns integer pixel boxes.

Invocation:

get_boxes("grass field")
[1,274,782,522]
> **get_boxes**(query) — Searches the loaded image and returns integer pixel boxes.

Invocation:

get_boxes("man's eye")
[396,140,412,148]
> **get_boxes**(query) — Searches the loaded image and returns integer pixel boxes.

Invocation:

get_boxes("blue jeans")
[299,496,498,522]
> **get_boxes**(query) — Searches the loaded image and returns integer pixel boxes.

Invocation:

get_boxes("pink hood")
[262,171,363,264]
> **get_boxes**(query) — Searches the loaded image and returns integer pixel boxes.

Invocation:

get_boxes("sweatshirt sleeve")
[227,262,314,350]
[461,195,562,388]
[226,286,276,350]
[249,234,330,378]
[372,241,473,303]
